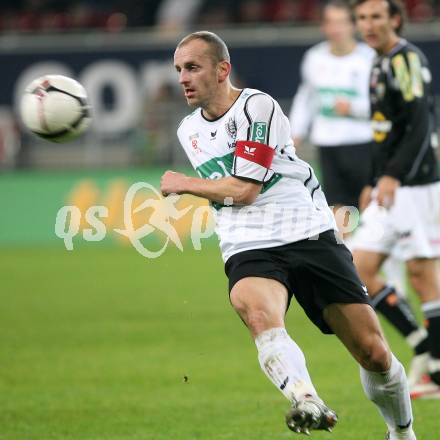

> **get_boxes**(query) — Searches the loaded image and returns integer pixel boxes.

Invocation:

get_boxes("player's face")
[322,6,354,45]
[174,40,220,108]
[355,0,400,53]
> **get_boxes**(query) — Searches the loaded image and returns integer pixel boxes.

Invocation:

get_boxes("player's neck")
[377,35,401,55]
[201,86,242,121]
[329,39,356,56]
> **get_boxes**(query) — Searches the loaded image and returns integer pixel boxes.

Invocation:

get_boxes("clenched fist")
[160,170,189,196]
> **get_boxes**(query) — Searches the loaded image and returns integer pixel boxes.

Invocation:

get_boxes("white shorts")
[349,181,440,261]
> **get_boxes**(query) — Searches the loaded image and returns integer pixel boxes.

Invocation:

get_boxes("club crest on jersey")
[225,117,237,139]
[225,117,237,149]
[251,122,267,143]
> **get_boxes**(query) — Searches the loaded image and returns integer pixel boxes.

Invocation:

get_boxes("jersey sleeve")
[384,50,432,181]
[232,93,276,183]
[288,51,315,139]
[350,50,374,120]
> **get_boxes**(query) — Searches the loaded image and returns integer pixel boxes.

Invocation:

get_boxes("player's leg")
[406,258,440,398]
[353,249,429,387]
[230,277,337,434]
[295,230,414,439]
[324,303,415,440]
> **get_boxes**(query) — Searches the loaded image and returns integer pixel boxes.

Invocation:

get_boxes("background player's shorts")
[349,181,440,260]
[318,142,372,208]
[225,230,370,334]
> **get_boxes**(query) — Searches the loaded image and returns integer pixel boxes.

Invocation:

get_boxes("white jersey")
[289,41,375,146]
[177,88,336,262]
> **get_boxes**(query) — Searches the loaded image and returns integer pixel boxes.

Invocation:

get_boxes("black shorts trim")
[224,230,371,334]
[317,142,373,208]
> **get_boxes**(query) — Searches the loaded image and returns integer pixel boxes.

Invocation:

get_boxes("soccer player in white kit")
[289,0,374,218]
[161,31,416,438]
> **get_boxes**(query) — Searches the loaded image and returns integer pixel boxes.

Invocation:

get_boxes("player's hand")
[334,99,351,116]
[358,185,373,212]
[160,170,189,196]
[293,137,304,157]
[293,137,303,149]
[375,176,400,208]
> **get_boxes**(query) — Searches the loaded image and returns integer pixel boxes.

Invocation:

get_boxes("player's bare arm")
[160,170,262,205]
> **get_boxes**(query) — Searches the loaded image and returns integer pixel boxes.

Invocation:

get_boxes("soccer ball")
[20,75,91,143]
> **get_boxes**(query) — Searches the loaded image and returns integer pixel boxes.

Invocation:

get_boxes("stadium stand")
[0,0,439,33]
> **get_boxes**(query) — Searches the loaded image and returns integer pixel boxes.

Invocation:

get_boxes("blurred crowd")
[0,0,439,34]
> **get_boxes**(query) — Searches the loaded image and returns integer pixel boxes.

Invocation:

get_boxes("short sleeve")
[232,93,276,183]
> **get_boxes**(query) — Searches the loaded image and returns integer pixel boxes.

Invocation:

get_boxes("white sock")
[255,327,318,403]
[360,353,414,436]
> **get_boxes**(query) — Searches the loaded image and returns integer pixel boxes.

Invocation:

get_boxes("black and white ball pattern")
[20,75,91,143]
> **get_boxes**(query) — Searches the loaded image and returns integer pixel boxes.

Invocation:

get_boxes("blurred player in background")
[291,0,429,387]
[351,0,440,400]
[161,31,416,439]
[289,0,374,231]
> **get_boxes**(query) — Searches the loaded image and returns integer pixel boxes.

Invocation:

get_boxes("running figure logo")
[115,182,192,258]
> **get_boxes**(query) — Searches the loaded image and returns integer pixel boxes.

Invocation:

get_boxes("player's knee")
[230,289,251,319]
[407,260,427,292]
[230,294,267,330]
[232,301,280,335]
[357,336,390,372]
[408,273,423,294]
[245,308,273,334]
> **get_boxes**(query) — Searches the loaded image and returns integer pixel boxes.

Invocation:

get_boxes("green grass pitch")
[0,245,437,439]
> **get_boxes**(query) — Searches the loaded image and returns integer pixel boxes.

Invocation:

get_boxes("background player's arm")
[160,171,262,205]
[288,52,315,146]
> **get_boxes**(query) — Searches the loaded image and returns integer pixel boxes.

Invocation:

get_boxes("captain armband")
[232,140,275,183]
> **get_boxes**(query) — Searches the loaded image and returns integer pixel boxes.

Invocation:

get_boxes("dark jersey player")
[351,0,440,401]
[369,43,438,186]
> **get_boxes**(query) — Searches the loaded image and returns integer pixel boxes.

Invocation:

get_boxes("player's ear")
[217,60,231,83]
[390,13,401,33]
